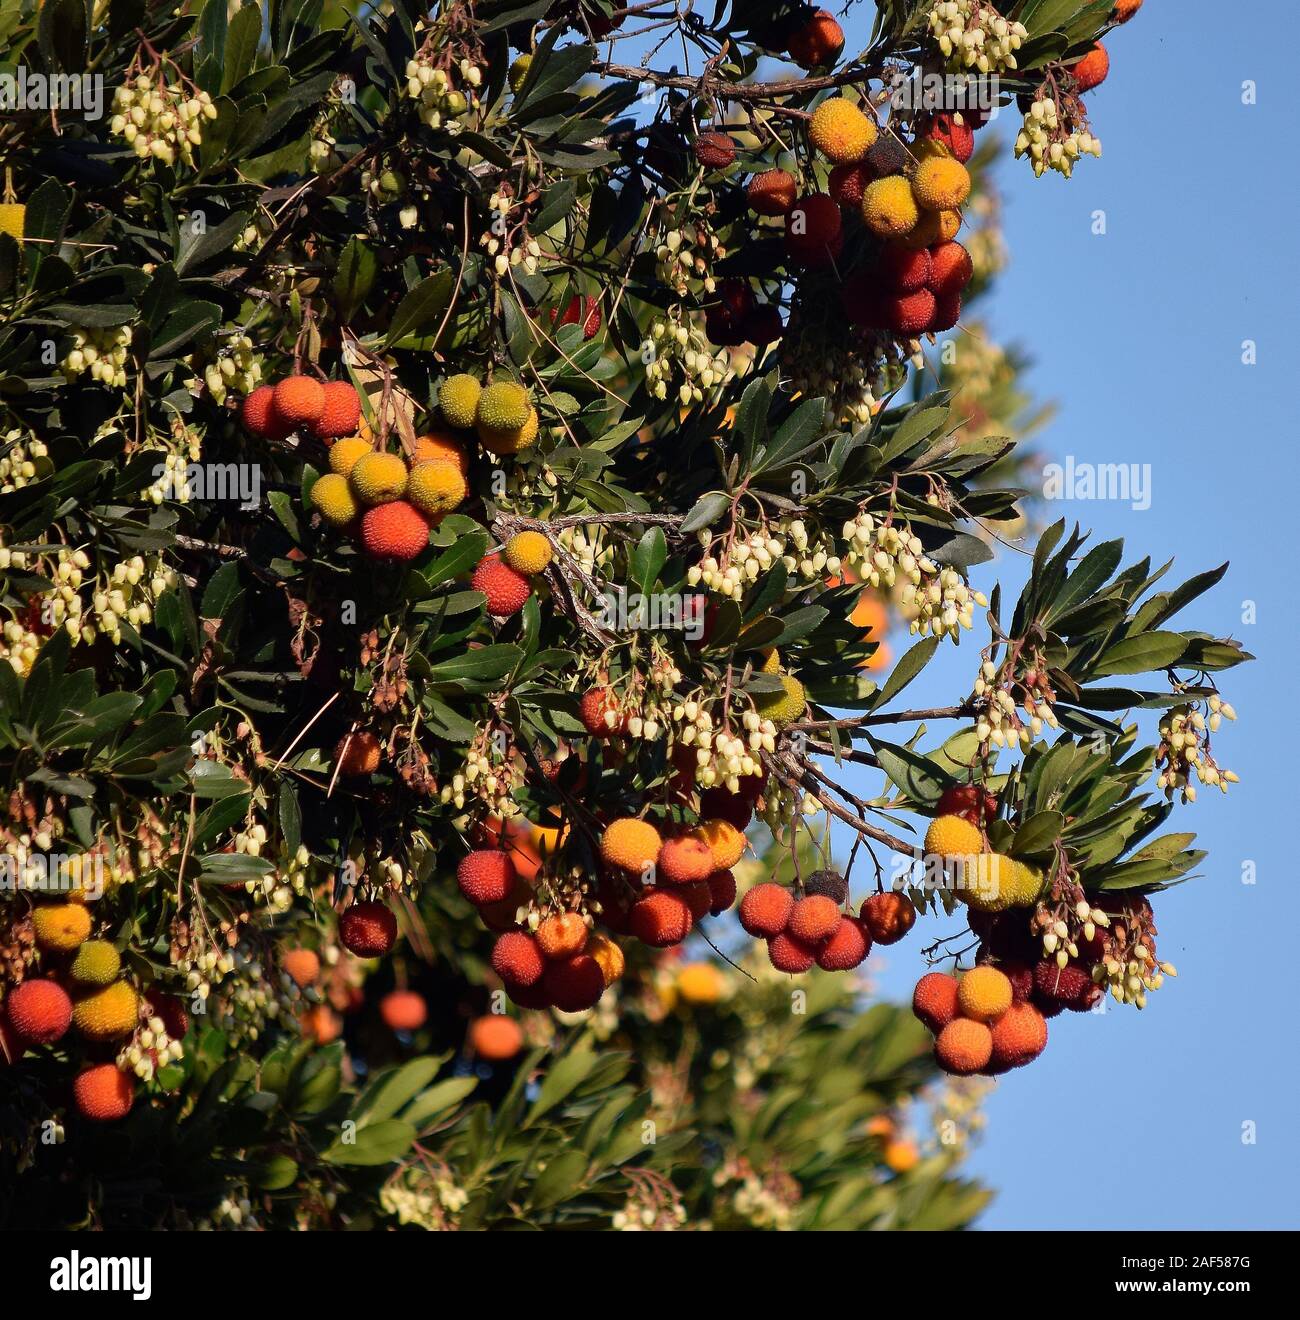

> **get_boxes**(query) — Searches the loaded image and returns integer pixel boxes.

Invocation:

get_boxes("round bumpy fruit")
[707,868,737,915]
[72,981,140,1040]
[935,783,997,826]
[930,293,961,333]
[989,1001,1048,1069]
[282,948,321,988]
[413,430,469,473]
[816,917,871,971]
[747,168,797,216]
[925,111,975,163]
[586,934,625,987]
[6,978,73,1044]
[73,1064,134,1121]
[381,990,427,1032]
[32,903,92,953]
[768,931,818,974]
[504,530,553,575]
[241,385,279,437]
[897,207,944,250]
[828,162,871,208]
[923,814,983,861]
[580,686,627,737]
[694,818,746,869]
[629,889,693,947]
[356,498,427,562]
[755,673,807,729]
[543,953,606,1012]
[886,288,936,335]
[310,473,360,527]
[962,853,1019,912]
[934,1018,993,1075]
[862,176,920,238]
[349,451,408,505]
[912,971,960,1033]
[334,730,381,776]
[693,130,736,169]
[491,931,545,988]
[328,436,372,478]
[860,892,916,945]
[786,8,845,68]
[804,869,848,904]
[457,850,515,906]
[309,380,362,440]
[957,965,1013,1023]
[478,406,538,456]
[600,817,662,875]
[788,894,841,943]
[677,962,726,1004]
[339,901,397,957]
[658,834,715,884]
[407,460,467,516]
[1113,0,1142,20]
[476,381,531,433]
[912,156,971,210]
[471,554,531,616]
[1032,959,1098,1012]
[1071,42,1109,92]
[439,373,481,429]
[272,375,326,426]
[808,98,877,164]
[69,940,122,987]
[879,244,931,293]
[785,194,843,267]
[927,241,973,297]
[738,882,794,938]
[469,1014,524,1060]
[536,912,588,960]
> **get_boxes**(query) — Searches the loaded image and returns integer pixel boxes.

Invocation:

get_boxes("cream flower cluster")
[644,309,737,406]
[1014,99,1101,179]
[109,76,217,166]
[404,57,480,130]
[62,325,132,388]
[841,513,985,640]
[0,431,47,492]
[927,0,1027,73]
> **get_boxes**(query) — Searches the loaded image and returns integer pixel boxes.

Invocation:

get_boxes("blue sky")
[823,1,1297,1229]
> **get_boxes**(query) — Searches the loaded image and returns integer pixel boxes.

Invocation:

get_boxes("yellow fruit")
[1008,859,1045,906]
[310,473,360,526]
[476,381,531,433]
[72,981,140,1040]
[962,852,1018,912]
[808,98,877,164]
[754,673,806,729]
[328,436,372,477]
[676,962,726,1004]
[0,203,25,245]
[348,451,408,505]
[936,208,963,242]
[862,175,919,238]
[69,940,121,986]
[883,1139,919,1173]
[32,903,92,953]
[759,648,781,674]
[896,208,944,250]
[503,530,553,575]
[407,460,467,516]
[694,818,745,869]
[923,814,983,861]
[600,818,662,874]
[439,374,481,429]
[508,54,532,94]
[912,157,971,210]
[478,406,538,456]
[586,932,625,987]
[957,965,1013,1023]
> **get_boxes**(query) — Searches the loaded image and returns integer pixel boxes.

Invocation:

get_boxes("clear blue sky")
[824,0,1297,1230]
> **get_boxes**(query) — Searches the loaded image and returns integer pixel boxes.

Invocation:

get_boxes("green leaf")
[1091,630,1189,677]
[680,490,730,535]
[322,1118,417,1166]
[383,270,454,348]
[869,738,949,809]
[1011,810,1063,856]
[631,527,667,597]
[870,635,939,710]
[335,237,378,322]
[425,645,523,684]
[525,1048,598,1126]
[222,2,263,93]
[354,1057,442,1126]
[402,1076,478,1129]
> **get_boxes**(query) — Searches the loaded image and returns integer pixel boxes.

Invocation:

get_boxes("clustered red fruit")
[244,375,361,442]
[739,881,871,975]
[844,237,975,334]
[914,963,1049,1076]
[705,279,783,349]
